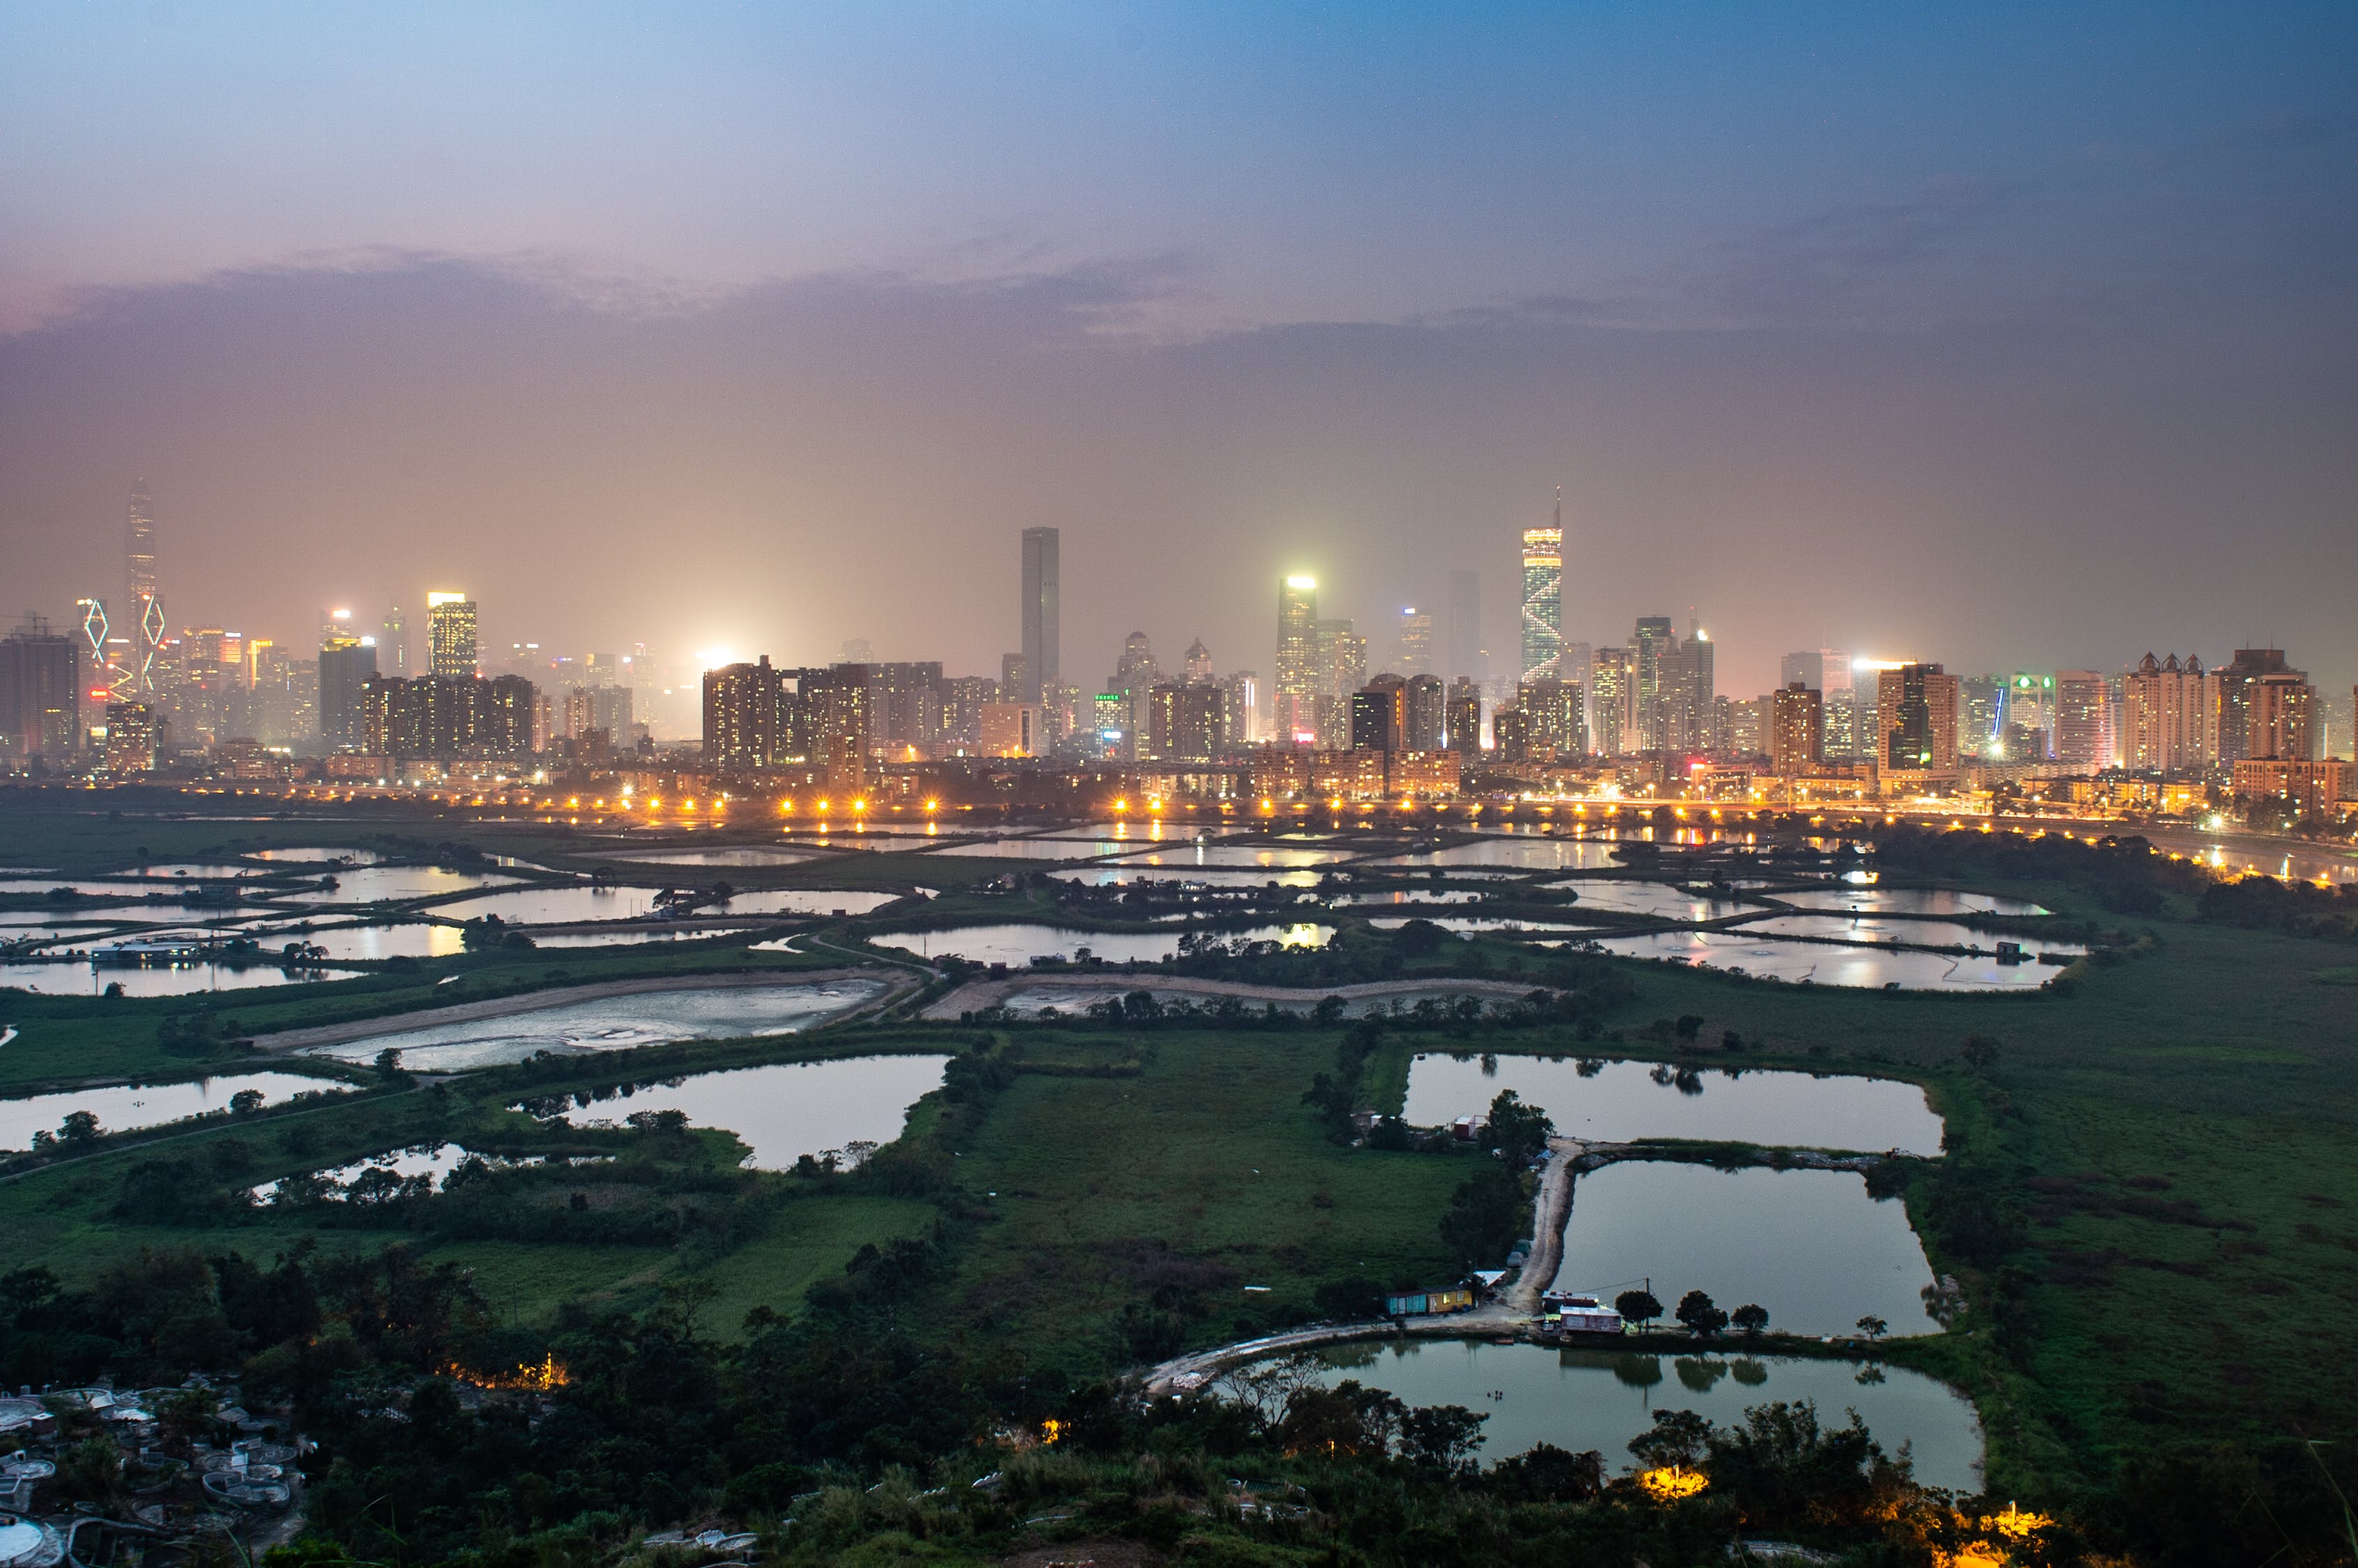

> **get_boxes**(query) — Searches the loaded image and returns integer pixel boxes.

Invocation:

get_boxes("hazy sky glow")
[3,3,2355,694]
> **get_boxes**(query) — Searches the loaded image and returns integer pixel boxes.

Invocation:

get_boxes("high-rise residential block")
[383,606,408,675]
[1404,673,1446,751]
[1148,682,1225,762]
[1632,616,1674,748]
[1275,575,1319,744]
[1444,678,1482,753]
[1220,670,1260,746]
[2053,671,2113,770]
[2123,654,2219,771]
[426,592,478,679]
[1770,682,1823,778]
[1518,677,1585,758]
[702,656,790,771]
[1351,675,1408,754]
[102,700,159,774]
[1876,663,1961,774]
[0,619,82,759]
[2247,670,2316,761]
[1520,509,1563,682]
[1020,527,1059,704]
[1588,647,1629,756]
[979,702,1039,758]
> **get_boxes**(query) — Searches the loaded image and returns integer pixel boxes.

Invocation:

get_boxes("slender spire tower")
[125,480,166,691]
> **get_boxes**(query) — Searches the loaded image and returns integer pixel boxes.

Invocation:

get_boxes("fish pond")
[1552,1163,1941,1339]
[1548,882,1762,921]
[1585,930,2061,989]
[870,923,1331,966]
[1737,915,2085,955]
[1769,888,2050,916]
[428,885,901,923]
[0,960,353,997]
[1282,1339,1980,1492]
[302,979,887,1070]
[1401,1055,1943,1155]
[1050,865,1327,888]
[1,1071,351,1151]
[1369,839,1624,873]
[270,868,518,904]
[518,1053,951,1169]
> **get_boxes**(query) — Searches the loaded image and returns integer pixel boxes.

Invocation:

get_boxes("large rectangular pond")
[245,924,470,961]
[1772,888,2050,916]
[1739,915,2085,955]
[1366,916,1600,937]
[426,885,901,924]
[1402,1055,1943,1155]
[1111,844,1349,869]
[301,978,887,1070]
[249,847,387,864]
[1289,1339,1980,1492]
[270,868,519,904]
[1,1071,351,1151]
[926,836,1136,861]
[0,960,353,997]
[871,923,1332,966]
[519,1053,951,1168]
[1050,865,1326,888]
[1586,930,2060,990]
[1369,839,1626,873]
[1548,882,1761,921]
[599,845,830,867]
[1554,1163,1941,1339]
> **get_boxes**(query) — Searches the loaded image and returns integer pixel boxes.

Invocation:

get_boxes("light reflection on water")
[871,923,1332,965]
[1294,1339,1982,1492]
[1553,1164,1940,1339]
[520,1054,951,1169]
[1401,1056,1943,1155]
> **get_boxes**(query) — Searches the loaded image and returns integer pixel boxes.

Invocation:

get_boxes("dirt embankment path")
[921,973,1544,1021]
[252,966,916,1054]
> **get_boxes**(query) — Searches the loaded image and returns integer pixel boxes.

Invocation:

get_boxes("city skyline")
[3,11,2354,698]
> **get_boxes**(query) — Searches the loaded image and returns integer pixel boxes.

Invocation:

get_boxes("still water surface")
[1586,930,2058,989]
[1553,1163,1940,1338]
[1770,888,2049,916]
[522,1054,951,1168]
[273,868,516,904]
[0,960,350,997]
[1401,1056,1943,1155]
[872,923,1332,965]
[1,1071,349,1151]
[1290,1340,1980,1491]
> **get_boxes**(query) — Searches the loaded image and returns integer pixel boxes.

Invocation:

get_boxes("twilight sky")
[2,2,2354,699]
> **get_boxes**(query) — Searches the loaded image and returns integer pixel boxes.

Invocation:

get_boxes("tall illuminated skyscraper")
[1020,528,1059,705]
[1275,575,1319,744]
[124,481,165,692]
[1519,498,1563,683]
[426,592,478,679]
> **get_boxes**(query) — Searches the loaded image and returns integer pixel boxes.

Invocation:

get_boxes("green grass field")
[6,801,2357,1506]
